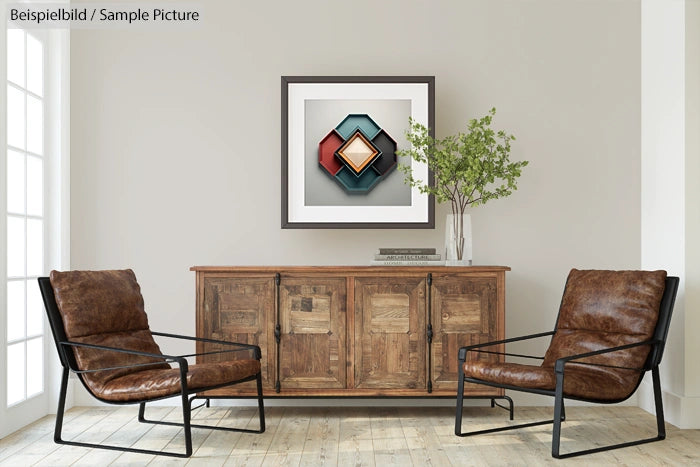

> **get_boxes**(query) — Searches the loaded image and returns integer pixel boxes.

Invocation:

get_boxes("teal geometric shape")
[335,114,381,140]
[334,166,382,193]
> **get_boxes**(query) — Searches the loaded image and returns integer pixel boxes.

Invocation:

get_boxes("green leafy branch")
[397,108,529,219]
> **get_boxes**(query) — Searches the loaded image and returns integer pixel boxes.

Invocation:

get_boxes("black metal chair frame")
[455,276,679,459]
[39,277,265,458]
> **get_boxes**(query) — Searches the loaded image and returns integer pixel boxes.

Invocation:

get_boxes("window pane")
[7,280,25,342]
[26,34,43,97]
[26,280,43,337]
[7,29,24,86]
[7,86,25,149]
[7,216,25,277]
[7,150,25,214]
[7,342,25,406]
[26,218,43,277]
[26,337,43,397]
[26,156,43,216]
[26,95,42,155]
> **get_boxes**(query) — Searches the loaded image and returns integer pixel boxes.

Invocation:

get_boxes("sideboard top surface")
[191,265,510,273]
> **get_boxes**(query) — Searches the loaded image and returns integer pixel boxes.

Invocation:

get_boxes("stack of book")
[370,248,444,266]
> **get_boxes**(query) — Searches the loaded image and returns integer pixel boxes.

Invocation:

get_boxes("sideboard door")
[197,275,276,392]
[278,277,347,389]
[354,276,427,390]
[430,273,501,393]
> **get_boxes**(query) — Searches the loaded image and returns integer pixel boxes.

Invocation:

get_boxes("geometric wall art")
[281,76,435,229]
[318,114,397,193]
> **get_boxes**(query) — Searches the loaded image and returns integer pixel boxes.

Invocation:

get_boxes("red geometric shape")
[318,130,344,176]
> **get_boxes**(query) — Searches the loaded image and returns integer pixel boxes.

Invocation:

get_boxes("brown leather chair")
[38,269,265,458]
[455,269,679,458]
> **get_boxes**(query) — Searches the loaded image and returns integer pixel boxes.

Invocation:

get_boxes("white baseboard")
[638,380,700,429]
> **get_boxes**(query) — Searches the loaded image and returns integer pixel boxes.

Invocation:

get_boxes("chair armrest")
[151,331,262,360]
[554,339,660,374]
[458,330,555,361]
[59,340,187,373]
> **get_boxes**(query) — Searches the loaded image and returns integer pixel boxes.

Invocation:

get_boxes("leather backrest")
[49,269,169,398]
[50,269,150,338]
[543,269,667,372]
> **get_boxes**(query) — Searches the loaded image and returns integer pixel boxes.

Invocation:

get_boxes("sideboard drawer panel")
[197,275,276,393]
[279,277,347,389]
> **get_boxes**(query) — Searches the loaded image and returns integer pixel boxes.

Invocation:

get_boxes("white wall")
[685,0,700,426]
[640,0,686,419]
[640,0,699,429]
[69,1,643,406]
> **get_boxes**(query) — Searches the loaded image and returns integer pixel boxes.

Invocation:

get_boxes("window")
[6,27,45,407]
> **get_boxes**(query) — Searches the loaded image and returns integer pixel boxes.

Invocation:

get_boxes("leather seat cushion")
[464,361,555,389]
[464,360,642,401]
[71,330,171,394]
[87,359,261,402]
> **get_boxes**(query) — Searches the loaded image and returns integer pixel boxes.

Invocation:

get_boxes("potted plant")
[397,108,528,265]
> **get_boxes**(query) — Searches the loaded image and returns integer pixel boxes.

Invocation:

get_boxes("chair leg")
[53,367,70,444]
[552,372,565,457]
[140,374,266,434]
[455,372,549,437]
[491,395,514,420]
[137,402,146,421]
[256,372,266,433]
[54,371,191,457]
[551,365,667,459]
[181,387,193,457]
[455,377,566,438]
[653,366,666,440]
[561,399,566,421]
[454,365,466,435]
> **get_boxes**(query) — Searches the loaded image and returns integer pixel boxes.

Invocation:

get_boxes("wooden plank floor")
[0,405,698,466]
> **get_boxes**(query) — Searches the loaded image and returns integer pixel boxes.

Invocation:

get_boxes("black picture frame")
[281,76,435,229]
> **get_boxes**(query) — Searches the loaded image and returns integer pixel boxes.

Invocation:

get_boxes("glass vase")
[445,213,472,266]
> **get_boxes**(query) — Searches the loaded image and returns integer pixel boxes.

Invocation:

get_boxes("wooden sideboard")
[191,265,509,397]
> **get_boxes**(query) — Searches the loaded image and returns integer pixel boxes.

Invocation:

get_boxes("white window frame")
[0,11,70,438]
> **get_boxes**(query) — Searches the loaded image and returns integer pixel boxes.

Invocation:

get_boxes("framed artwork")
[281,76,435,229]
